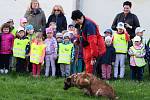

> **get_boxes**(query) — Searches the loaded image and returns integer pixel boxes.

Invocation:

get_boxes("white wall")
[80,0,150,40]
[0,0,76,27]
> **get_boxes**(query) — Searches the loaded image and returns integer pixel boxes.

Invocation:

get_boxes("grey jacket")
[24,8,46,32]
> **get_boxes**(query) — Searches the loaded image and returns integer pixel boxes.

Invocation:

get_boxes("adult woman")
[24,0,46,32]
[111,1,140,39]
[46,5,67,33]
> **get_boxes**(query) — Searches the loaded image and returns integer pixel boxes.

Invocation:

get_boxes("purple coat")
[0,33,14,54]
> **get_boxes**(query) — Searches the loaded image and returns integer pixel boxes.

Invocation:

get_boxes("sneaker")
[0,69,4,74]
[4,69,8,74]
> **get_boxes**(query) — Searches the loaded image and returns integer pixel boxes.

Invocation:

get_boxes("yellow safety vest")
[30,43,45,64]
[13,38,29,59]
[130,46,146,67]
[58,43,73,64]
[113,33,128,53]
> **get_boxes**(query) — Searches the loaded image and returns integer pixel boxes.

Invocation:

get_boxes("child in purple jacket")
[44,28,57,77]
[0,23,14,74]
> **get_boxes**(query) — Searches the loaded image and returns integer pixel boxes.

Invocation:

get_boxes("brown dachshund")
[64,72,118,100]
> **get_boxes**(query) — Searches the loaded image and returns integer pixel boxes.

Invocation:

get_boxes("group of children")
[0,18,84,78]
[101,22,150,81]
[0,18,150,81]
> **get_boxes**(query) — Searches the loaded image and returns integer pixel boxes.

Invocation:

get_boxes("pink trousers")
[101,64,112,79]
[32,64,41,76]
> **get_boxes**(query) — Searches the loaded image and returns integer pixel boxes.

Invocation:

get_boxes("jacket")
[44,37,57,55]
[24,8,46,32]
[0,33,14,54]
[111,12,140,39]
[101,45,116,65]
[46,13,67,33]
[78,17,106,58]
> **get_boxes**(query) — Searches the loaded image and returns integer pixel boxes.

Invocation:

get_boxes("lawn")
[0,66,150,100]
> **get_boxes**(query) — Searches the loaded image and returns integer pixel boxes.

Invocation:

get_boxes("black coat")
[101,45,116,65]
[46,13,67,33]
[111,12,140,39]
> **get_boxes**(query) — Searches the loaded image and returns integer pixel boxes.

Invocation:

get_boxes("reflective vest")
[113,33,128,53]
[58,43,73,64]
[11,28,17,36]
[130,46,146,67]
[13,39,29,59]
[30,43,45,64]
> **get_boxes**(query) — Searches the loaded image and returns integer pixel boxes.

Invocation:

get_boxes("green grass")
[0,66,150,100]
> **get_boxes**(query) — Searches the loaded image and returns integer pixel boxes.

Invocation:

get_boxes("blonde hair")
[35,32,43,39]
[51,5,64,15]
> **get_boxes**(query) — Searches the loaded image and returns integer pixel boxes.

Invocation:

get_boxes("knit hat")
[133,36,141,42]
[17,27,25,32]
[25,24,34,30]
[20,18,27,23]
[56,33,63,38]
[116,22,125,29]
[104,29,112,35]
[46,28,53,34]
[135,27,145,33]
[63,32,70,39]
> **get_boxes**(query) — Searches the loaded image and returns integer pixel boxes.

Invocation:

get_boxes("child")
[13,28,30,73]
[68,24,75,32]
[135,27,146,47]
[18,18,28,30]
[25,24,36,73]
[26,24,36,41]
[128,36,146,81]
[71,29,84,74]
[30,32,46,77]
[44,28,57,77]
[112,22,130,79]
[101,36,116,80]
[0,23,14,74]
[6,19,17,36]
[55,32,63,77]
[58,32,73,77]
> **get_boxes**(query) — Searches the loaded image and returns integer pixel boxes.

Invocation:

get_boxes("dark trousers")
[93,56,102,78]
[0,54,11,70]
[130,66,144,81]
[16,57,26,73]
[55,58,61,77]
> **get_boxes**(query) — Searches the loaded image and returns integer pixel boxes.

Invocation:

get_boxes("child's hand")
[112,62,115,66]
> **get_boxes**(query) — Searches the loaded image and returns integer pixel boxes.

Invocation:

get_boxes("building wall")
[0,0,76,28]
[80,0,150,40]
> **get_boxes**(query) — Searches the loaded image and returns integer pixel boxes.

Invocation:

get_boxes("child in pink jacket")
[0,23,14,74]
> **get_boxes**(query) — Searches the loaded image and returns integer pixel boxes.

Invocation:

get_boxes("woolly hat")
[135,27,145,33]
[116,22,125,29]
[104,29,112,35]
[20,18,27,23]
[56,33,63,38]
[25,24,34,30]
[46,28,53,34]
[133,36,141,42]
[17,27,25,32]
[63,32,70,39]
